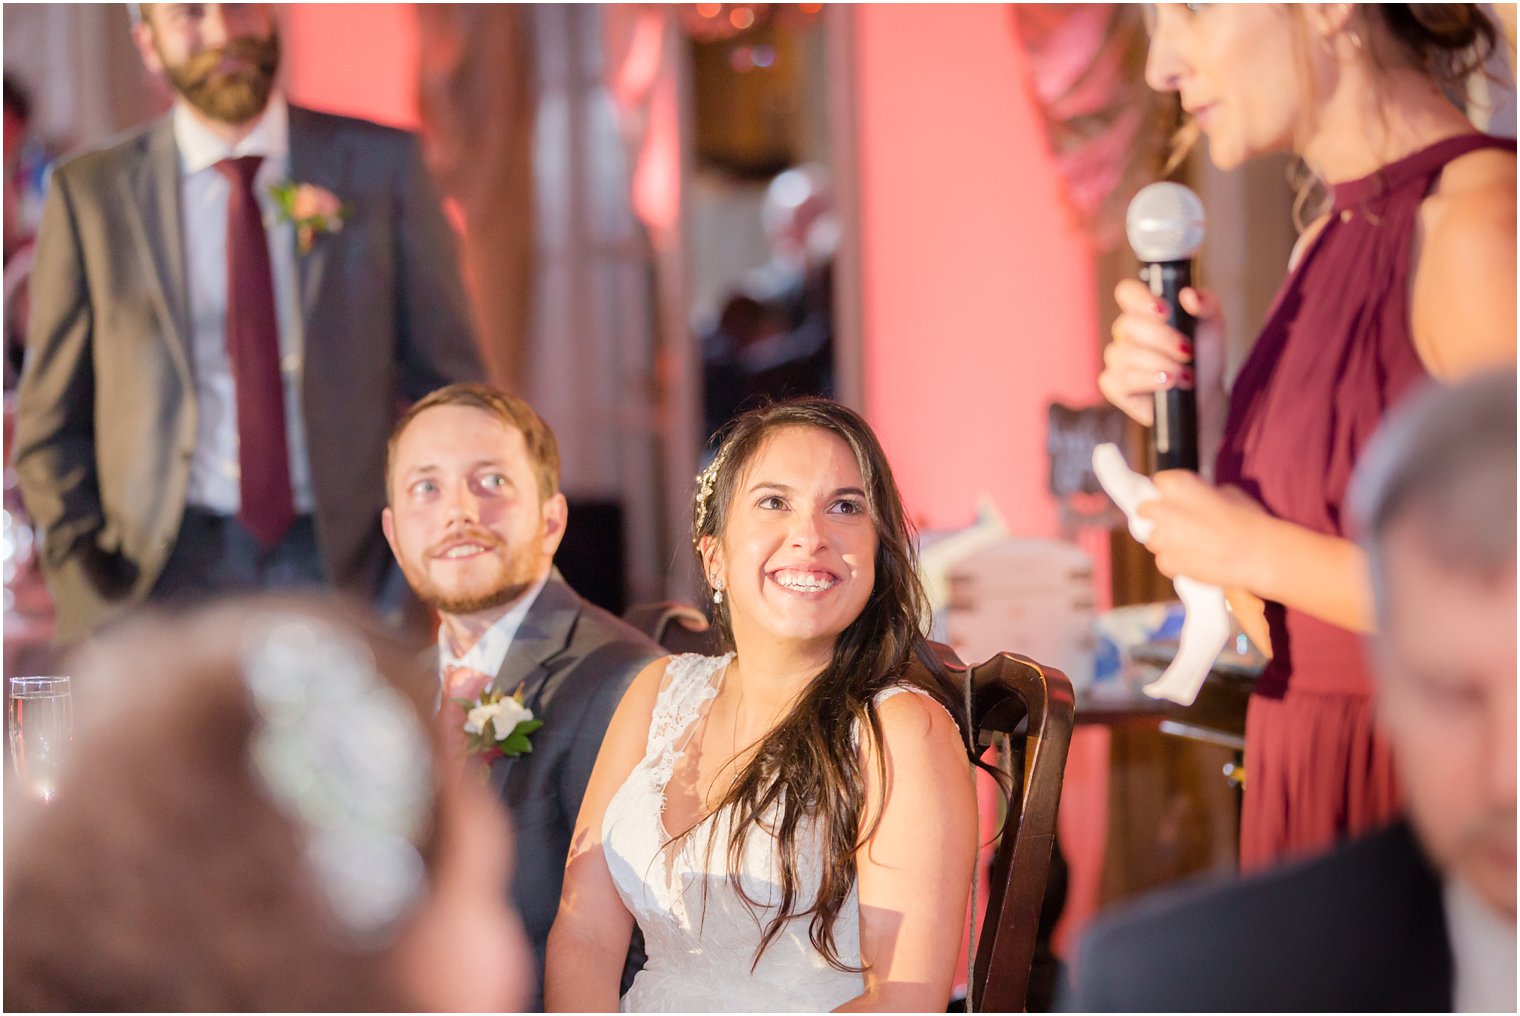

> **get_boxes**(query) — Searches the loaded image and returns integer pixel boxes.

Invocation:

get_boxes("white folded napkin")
[1091,443,1230,706]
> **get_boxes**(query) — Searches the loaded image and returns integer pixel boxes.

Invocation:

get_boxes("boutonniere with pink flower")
[454,683,543,759]
[269,180,351,255]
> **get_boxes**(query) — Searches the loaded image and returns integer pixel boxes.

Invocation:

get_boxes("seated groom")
[382,383,661,1010]
[1063,369,1517,1013]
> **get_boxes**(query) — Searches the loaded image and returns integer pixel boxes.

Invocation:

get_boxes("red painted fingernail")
[1179,342,1194,359]
[1154,300,1168,315]
[1178,369,1195,389]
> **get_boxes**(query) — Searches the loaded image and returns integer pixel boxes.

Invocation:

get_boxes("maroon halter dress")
[1213,132,1517,871]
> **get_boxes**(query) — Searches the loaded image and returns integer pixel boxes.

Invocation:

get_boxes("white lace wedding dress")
[603,653,931,1012]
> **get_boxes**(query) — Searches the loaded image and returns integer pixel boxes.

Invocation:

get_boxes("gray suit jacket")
[482,570,662,1011]
[1061,820,1453,1012]
[13,104,481,643]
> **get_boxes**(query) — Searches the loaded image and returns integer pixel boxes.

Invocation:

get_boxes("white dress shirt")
[438,573,552,683]
[1443,876,1518,1012]
[174,94,314,515]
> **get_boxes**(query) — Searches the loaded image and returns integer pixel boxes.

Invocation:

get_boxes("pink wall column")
[281,3,420,129]
[851,3,1109,959]
[853,4,1100,534]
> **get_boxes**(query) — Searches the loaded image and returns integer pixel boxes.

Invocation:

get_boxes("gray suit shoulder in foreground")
[1062,821,1451,1012]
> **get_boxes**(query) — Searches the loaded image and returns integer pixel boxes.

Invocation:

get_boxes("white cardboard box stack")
[944,537,1096,693]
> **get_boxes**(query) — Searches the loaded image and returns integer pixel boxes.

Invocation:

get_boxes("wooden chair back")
[954,651,1076,1013]
[622,601,722,656]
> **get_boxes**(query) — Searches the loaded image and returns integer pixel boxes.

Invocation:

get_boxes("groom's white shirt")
[437,572,550,681]
[1444,876,1517,1012]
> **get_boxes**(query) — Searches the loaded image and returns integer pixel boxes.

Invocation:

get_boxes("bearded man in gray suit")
[12,3,481,644]
[383,383,660,1011]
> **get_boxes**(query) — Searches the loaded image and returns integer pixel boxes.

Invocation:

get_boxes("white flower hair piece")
[242,617,433,945]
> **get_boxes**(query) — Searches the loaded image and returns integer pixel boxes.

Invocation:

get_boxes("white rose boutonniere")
[455,684,543,759]
[270,180,351,255]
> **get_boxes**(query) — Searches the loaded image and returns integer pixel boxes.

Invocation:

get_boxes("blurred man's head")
[132,3,280,127]
[383,384,566,620]
[762,164,837,269]
[1352,369,1517,920]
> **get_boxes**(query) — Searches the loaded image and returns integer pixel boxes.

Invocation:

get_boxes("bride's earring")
[712,577,724,605]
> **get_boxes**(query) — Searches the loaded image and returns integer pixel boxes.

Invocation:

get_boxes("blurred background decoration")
[680,2,825,178]
[1011,3,1173,253]
[675,3,823,44]
[417,6,537,394]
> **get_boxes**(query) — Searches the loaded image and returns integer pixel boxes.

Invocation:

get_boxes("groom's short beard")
[160,31,281,126]
[400,528,545,619]
[422,578,536,618]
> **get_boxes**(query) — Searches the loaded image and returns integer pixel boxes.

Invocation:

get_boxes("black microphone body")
[1142,259,1199,472]
[1127,181,1206,474]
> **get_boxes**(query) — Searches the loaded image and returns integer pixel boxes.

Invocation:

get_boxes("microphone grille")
[1126,182,1206,262]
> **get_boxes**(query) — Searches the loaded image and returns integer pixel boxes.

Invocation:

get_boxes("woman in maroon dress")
[1101,4,1516,871]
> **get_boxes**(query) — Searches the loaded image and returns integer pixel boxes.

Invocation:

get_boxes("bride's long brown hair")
[683,398,972,972]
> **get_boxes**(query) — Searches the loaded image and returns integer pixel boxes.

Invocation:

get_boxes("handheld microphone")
[1126,182,1206,472]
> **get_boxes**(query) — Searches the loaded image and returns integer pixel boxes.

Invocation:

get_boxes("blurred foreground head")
[1351,368,1518,920]
[3,596,530,1012]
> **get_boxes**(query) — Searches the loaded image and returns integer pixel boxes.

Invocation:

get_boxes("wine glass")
[8,675,73,801]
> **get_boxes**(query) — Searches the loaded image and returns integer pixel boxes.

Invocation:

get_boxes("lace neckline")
[650,654,733,843]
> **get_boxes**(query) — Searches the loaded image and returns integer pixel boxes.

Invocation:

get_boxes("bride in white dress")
[545,399,979,1012]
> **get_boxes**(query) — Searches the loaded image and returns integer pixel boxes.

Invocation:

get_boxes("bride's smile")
[769,566,839,594]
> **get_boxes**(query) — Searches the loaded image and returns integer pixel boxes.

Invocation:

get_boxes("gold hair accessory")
[693,443,732,535]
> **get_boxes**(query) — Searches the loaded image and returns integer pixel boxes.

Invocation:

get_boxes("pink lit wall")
[853,4,1100,536]
[851,4,1108,959]
[281,4,420,130]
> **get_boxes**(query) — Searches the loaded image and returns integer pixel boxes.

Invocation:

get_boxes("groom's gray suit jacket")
[481,569,661,1010]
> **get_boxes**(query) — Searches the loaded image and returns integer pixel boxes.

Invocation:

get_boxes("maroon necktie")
[214,155,295,549]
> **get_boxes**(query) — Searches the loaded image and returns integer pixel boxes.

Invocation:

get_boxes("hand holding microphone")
[1099,183,1224,472]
